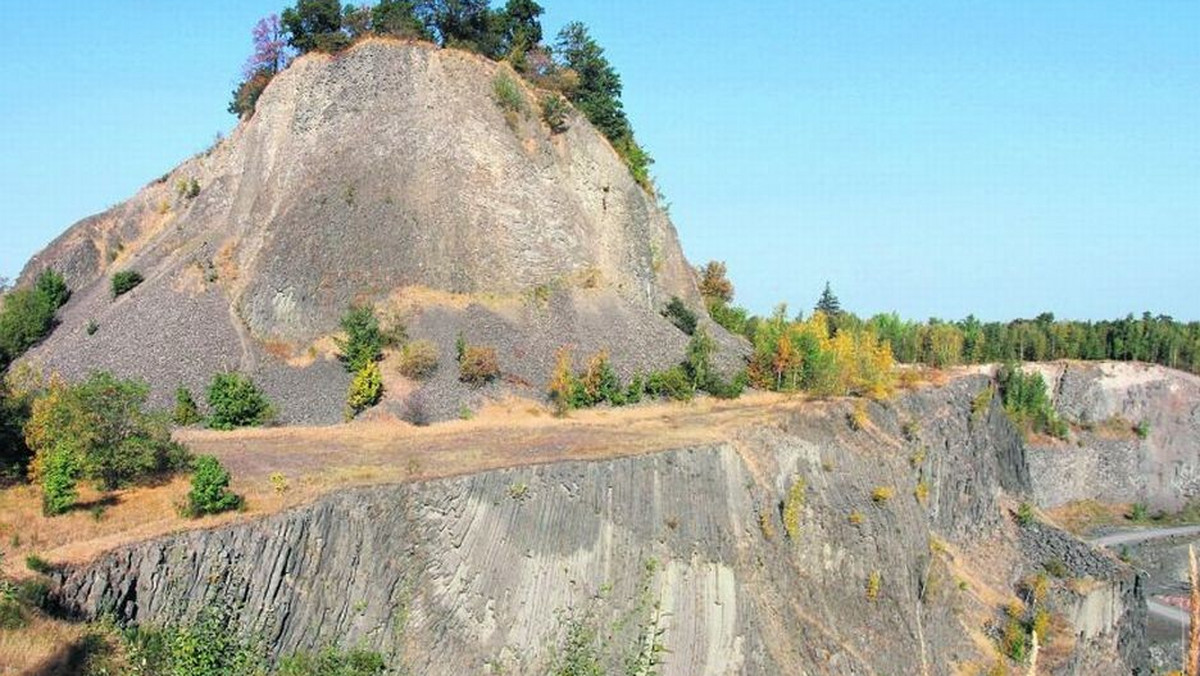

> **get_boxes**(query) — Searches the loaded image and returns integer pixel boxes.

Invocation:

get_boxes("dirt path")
[1088,525,1200,548]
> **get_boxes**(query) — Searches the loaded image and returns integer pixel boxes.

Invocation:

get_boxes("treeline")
[230,0,653,186]
[699,262,1200,375]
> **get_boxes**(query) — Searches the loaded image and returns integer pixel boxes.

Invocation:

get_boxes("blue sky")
[1,1,1196,320]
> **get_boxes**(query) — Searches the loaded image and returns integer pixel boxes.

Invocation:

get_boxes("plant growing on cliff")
[996,364,1067,440]
[0,269,71,370]
[782,477,806,540]
[121,601,267,676]
[110,270,144,298]
[183,456,244,518]
[345,361,383,419]
[1135,419,1151,440]
[662,296,697,336]
[397,339,439,380]
[866,571,881,601]
[206,372,275,430]
[336,304,383,373]
[279,646,387,676]
[493,72,528,129]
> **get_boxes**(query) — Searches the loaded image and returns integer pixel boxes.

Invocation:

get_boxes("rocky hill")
[46,376,1148,675]
[16,39,728,423]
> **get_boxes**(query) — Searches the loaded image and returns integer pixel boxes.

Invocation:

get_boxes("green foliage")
[459,345,500,385]
[0,269,70,369]
[372,0,427,38]
[1129,502,1149,522]
[206,372,275,430]
[229,70,275,119]
[1016,501,1036,527]
[645,366,692,402]
[492,72,528,126]
[183,455,244,518]
[25,553,52,574]
[40,442,81,515]
[26,373,190,513]
[283,0,351,53]
[279,647,387,676]
[336,305,383,373]
[0,376,35,476]
[176,177,201,199]
[815,281,841,316]
[397,339,439,379]
[782,478,805,540]
[1135,419,1151,439]
[662,296,697,336]
[346,362,384,418]
[120,602,267,676]
[707,299,749,336]
[540,94,569,133]
[996,364,1067,439]
[110,270,145,298]
[173,387,203,426]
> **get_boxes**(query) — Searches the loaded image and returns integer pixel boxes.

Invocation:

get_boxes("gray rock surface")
[16,40,738,423]
[49,378,1147,674]
[1022,362,1200,510]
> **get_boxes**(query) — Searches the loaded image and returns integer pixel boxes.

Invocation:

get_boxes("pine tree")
[815,282,841,316]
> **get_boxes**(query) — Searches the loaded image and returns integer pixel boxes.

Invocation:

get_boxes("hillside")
[15,39,731,424]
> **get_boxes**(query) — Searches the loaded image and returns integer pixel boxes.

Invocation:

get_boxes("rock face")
[1022,362,1200,510]
[17,39,724,423]
[50,378,1148,675]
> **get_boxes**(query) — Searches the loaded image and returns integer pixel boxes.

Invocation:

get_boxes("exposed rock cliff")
[49,377,1148,674]
[17,39,729,423]
[1022,362,1200,510]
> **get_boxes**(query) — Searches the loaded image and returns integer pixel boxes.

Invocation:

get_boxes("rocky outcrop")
[16,39,731,423]
[1023,362,1200,510]
[49,378,1147,674]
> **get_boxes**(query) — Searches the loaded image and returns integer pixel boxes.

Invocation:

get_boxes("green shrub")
[492,73,528,127]
[997,364,1066,439]
[645,367,693,401]
[176,177,200,199]
[707,299,749,336]
[85,319,99,336]
[24,554,52,574]
[782,478,805,540]
[26,373,189,513]
[346,362,383,419]
[184,455,243,518]
[397,340,439,379]
[336,305,383,374]
[540,94,569,133]
[206,372,274,430]
[122,602,266,676]
[1135,420,1151,440]
[1016,501,1036,527]
[279,647,387,676]
[110,270,144,298]
[459,345,500,385]
[662,297,697,335]
[0,269,70,368]
[173,387,202,426]
[0,578,25,630]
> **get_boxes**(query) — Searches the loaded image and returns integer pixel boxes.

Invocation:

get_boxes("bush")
[662,296,697,335]
[493,73,528,127]
[184,456,243,518]
[707,299,748,336]
[206,372,274,430]
[871,486,894,504]
[397,340,439,380]
[346,362,383,419]
[279,647,387,676]
[122,602,266,676]
[1135,420,1151,440]
[782,478,805,540]
[173,387,202,426]
[997,364,1066,439]
[459,345,500,386]
[24,554,52,574]
[1016,502,1036,527]
[645,367,693,402]
[540,94,569,133]
[0,269,70,368]
[26,373,190,513]
[110,270,144,298]
[336,305,383,374]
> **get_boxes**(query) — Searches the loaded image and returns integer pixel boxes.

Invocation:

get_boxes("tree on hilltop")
[815,282,842,316]
[282,0,351,53]
[372,0,427,38]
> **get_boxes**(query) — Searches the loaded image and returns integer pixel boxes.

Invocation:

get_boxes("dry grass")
[1044,500,1127,535]
[0,612,89,674]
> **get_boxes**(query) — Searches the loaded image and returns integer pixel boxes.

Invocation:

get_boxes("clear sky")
[1,2,1197,321]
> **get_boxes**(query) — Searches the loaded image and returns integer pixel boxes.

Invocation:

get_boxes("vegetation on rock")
[0,270,70,371]
[206,372,275,430]
[110,270,145,298]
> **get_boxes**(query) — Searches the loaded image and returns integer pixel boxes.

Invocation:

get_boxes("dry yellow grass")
[0,612,89,675]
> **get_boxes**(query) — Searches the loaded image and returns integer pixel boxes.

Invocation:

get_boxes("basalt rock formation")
[49,376,1149,675]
